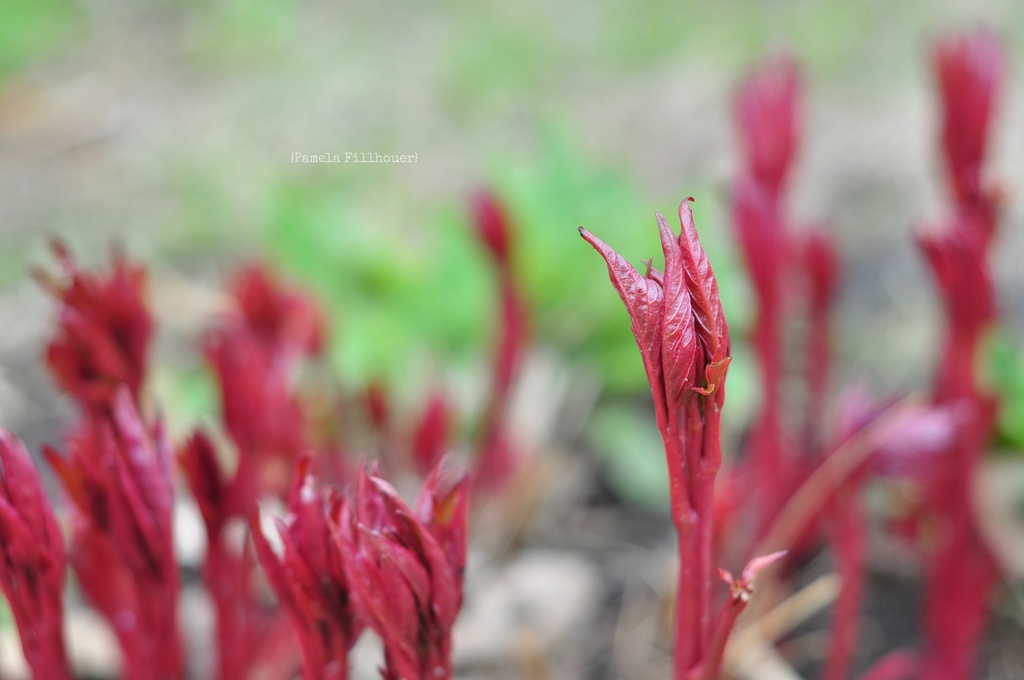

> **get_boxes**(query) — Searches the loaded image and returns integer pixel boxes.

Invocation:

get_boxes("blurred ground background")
[1,0,1024,678]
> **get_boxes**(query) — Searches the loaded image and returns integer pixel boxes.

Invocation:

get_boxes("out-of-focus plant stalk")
[0,431,73,680]
[732,57,867,680]
[471,191,528,490]
[182,264,329,680]
[917,28,1004,680]
[342,460,469,680]
[731,58,801,525]
[39,246,183,680]
[250,457,362,680]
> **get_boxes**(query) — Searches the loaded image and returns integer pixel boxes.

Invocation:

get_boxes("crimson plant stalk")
[182,263,327,680]
[581,200,782,680]
[916,29,1004,680]
[471,190,527,489]
[731,55,841,532]
[731,57,801,525]
[343,461,469,680]
[40,246,184,680]
[0,431,72,680]
[732,58,864,680]
[250,457,362,680]
[47,390,184,680]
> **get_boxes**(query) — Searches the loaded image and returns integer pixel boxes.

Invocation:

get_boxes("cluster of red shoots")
[0,27,1008,680]
[0,191,526,679]
[581,27,1007,680]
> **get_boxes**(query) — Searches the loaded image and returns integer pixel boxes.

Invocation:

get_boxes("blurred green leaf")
[264,181,491,389]
[987,333,1024,452]
[150,366,219,440]
[181,0,297,66]
[585,401,669,512]
[0,0,82,78]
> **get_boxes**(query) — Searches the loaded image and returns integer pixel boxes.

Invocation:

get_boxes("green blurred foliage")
[0,0,82,79]
[987,334,1024,452]
[586,400,670,510]
[256,129,754,399]
[264,179,493,387]
[180,0,297,67]
[150,365,219,440]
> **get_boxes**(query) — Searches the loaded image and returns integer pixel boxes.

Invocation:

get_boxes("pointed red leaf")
[677,199,730,363]
[657,213,698,407]
[741,549,788,584]
[579,226,666,415]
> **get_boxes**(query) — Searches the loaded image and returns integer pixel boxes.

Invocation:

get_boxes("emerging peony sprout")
[583,200,782,680]
[229,262,328,362]
[344,461,469,680]
[45,389,183,680]
[733,55,801,197]
[251,457,363,680]
[411,388,453,476]
[38,242,152,414]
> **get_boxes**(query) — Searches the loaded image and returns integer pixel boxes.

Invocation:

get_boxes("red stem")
[804,297,832,457]
[10,600,72,680]
[860,650,920,680]
[696,404,723,657]
[921,225,997,680]
[751,308,786,532]
[919,406,998,680]
[919,529,997,680]
[822,484,866,680]
[690,594,746,680]
[297,624,350,680]
[667,411,700,679]
[207,539,257,680]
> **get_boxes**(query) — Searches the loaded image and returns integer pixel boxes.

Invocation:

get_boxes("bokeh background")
[2,0,1024,678]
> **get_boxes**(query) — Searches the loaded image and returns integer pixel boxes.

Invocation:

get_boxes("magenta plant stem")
[751,308,786,530]
[917,30,1005,680]
[693,592,745,680]
[804,295,832,455]
[7,597,71,680]
[206,540,263,680]
[823,487,865,680]
[666,416,700,676]
[920,401,998,680]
